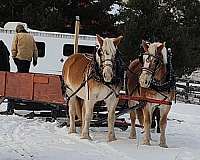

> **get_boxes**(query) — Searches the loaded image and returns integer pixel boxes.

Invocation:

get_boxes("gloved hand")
[33,59,37,66]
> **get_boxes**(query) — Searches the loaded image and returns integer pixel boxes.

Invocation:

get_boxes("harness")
[64,49,125,102]
[91,49,125,98]
[139,52,163,74]
[149,49,176,92]
[139,49,176,92]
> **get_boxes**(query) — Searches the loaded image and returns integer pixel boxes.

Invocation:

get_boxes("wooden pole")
[119,95,172,105]
[74,16,80,54]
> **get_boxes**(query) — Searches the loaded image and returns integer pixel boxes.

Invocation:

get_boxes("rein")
[64,49,125,102]
[139,49,175,92]
[64,62,93,103]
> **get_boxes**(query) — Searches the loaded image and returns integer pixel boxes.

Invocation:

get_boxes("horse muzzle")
[103,66,113,82]
[139,72,152,88]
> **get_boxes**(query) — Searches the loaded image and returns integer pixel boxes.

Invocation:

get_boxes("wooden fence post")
[185,81,189,101]
[74,16,80,54]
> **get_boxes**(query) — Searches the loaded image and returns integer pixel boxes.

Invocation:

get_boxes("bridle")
[97,47,114,71]
[140,52,163,76]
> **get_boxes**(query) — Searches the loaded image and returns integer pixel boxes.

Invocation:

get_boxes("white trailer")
[0,22,96,74]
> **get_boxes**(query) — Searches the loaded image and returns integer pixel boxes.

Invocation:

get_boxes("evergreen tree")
[117,0,200,76]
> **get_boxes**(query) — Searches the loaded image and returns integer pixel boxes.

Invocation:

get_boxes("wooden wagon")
[0,71,172,130]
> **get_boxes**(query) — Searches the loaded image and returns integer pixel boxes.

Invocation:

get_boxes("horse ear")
[142,40,149,52]
[163,42,166,46]
[113,36,123,46]
[96,34,103,46]
[157,43,165,53]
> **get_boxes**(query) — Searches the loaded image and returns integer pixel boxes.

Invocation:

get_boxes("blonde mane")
[148,42,168,64]
[102,38,116,56]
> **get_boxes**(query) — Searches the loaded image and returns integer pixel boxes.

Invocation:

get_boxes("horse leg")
[151,107,161,133]
[106,95,119,142]
[80,100,95,140]
[68,97,77,134]
[128,100,137,139]
[159,106,171,148]
[136,108,144,126]
[156,108,160,133]
[142,106,151,145]
[151,109,156,130]
[76,97,83,133]
[80,102,86,134]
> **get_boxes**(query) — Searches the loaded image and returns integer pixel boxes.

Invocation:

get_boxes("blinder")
[139,53,143,64]
[94,48,124,85]
[139,52,163,74]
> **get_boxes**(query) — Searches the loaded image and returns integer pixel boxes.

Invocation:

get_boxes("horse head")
[139,40,168,88]
[96,35,123,83]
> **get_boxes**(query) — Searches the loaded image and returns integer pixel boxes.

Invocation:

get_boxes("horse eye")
[97,49,102,56]
[106,51,109,55]
[146,57,150,62]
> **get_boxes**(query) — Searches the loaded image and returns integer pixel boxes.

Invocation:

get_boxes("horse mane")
[102,38,116,56]
[149,42,168,64]
[96,37,116,65]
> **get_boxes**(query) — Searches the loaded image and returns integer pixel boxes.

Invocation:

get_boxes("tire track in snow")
[59,129,135,160]
[0,116,37,159]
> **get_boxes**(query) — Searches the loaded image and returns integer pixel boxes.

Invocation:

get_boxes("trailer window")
[63,44,96,56]
[79,45,95,54]
[36,42,45,57]
[63,44,73,56]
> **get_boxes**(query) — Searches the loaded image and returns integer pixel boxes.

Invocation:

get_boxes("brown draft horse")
[127,40,175,148]
[62,35,123,141]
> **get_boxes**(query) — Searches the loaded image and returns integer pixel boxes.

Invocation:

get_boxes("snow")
[0,102,200,160]
[189,69,200,81]
[108,4,121,15]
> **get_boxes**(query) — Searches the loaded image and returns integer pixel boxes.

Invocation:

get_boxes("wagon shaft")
[119,95,172,105]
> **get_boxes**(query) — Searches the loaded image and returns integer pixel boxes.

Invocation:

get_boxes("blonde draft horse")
[62,35,123,141]
[127,40,175,148]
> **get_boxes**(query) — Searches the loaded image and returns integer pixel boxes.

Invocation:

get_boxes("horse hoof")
[129,135,136,139]
[80,136,92,140]
[80,134,92,140]
[107,135,117,142]
[159,143,168,148]
[150,128,156,133]
[108,137,117,142]
[142,141,151,145]
[68,130,76,134]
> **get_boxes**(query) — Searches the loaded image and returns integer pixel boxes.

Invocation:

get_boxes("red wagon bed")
[0,71,65,105]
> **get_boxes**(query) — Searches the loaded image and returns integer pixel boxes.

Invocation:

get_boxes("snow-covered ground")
[0,102,200,160]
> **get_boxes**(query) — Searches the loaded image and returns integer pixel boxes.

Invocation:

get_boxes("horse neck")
[127,59,142,93]
[154,64,167,82]
[128,59,142,76]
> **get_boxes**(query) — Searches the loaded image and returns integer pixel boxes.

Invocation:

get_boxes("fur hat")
[16,24,26,33]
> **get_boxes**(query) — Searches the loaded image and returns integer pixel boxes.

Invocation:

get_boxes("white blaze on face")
[101,38,116,82]
[139,71,152,88]
[143,54,150,69]
[139,43,157,88]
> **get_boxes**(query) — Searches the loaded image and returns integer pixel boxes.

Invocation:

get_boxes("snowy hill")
[0,102,200,160]
[189,69,200,81]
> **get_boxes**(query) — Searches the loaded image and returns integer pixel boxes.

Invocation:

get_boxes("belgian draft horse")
[62,35,123,141]
[127,40,175,147]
